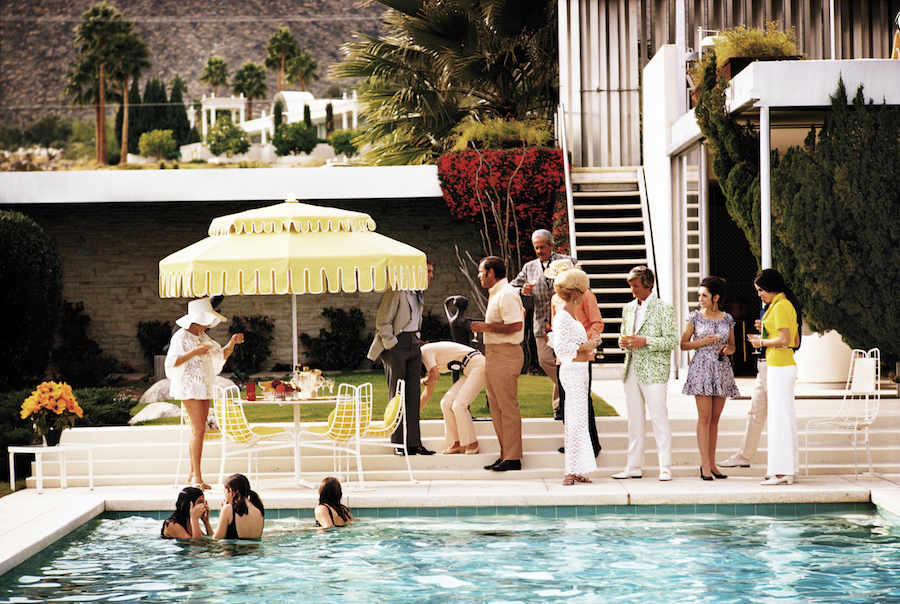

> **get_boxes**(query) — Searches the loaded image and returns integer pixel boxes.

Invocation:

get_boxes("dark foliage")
[273,122,317,156]
[328,129,358,157]
[273,100,284,129]
[0,124,25,150]
[227,315,274,375]
[167,75,192,147]
[299,307,371,371]
[0,211,62,390]
[325,102,334,133]
[115,78,143,154]
[23,115,72,148]
[420,311,451,343]
[137,320,174,369]
[303,104,312,128]
[52,301,119,387]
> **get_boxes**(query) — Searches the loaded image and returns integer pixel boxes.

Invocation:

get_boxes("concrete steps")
[21,413,900,487]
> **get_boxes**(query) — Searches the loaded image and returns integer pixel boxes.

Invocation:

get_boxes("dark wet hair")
[162,486,204,537]
[318,476,352,522]
[700,276,726,307]
[225,473,265,518]
[754,268,803,348]
[480,256,506,280]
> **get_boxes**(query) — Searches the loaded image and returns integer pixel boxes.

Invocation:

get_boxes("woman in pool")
[214,473,265,539]
[315,476,352,528]
[161,486,213,538]
[165,297,244,490]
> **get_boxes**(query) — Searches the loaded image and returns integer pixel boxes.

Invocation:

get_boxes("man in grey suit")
[366,263,435,455]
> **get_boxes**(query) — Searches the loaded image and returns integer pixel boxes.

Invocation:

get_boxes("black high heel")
[699,466,714,481]
[711,469,728,479]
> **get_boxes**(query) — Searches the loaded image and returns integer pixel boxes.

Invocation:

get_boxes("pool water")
[1,509,899,603]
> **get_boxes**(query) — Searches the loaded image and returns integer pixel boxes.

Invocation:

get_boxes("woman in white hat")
[165,297,243,490]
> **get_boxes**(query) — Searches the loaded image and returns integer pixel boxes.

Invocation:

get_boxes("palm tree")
[232,62,267,120]
[265,27,299,92]
[107,30,150,165]
[331,0,558,165]
[201,56,229,97]
[68,2,131,164]
[285,50,318,92]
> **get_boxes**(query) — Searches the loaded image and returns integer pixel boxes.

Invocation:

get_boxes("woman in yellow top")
[747,269,802,486]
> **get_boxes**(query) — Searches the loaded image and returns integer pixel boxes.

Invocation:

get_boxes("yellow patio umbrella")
[159,198,428,366]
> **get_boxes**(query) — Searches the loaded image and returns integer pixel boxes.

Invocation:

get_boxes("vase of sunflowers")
[20,381,83,446]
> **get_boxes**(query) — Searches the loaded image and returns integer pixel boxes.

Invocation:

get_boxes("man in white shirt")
[420,341,485,454]
[470,256,525,472]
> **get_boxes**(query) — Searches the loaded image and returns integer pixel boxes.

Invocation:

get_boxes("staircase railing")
[557,104,577,261]
[636,166,658,296]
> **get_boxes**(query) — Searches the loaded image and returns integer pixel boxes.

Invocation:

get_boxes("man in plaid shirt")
[509,229,572,420]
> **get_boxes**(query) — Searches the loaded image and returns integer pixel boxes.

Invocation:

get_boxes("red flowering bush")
[551,192,570,256]
[437,147,565,261]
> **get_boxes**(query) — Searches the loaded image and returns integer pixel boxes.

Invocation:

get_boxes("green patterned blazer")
[620,296,677,384]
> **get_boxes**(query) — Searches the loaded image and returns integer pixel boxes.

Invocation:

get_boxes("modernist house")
[555,0,900,378]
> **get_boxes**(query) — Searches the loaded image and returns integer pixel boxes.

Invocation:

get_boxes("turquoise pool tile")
[794,504,815,517]
[378,507,400,518]
[756,504,776,516]
[496,506,517,515]
[675,504,696,515]
[695,504,716,515]
[595,505,617,516]
[535,506,557,519]
[613,505,637,514]
[775,504,797,517]
[714,504,736,516]
[457,506,478,517]
[434,507,456,518]
[576,505,595,517]
[655,505,677,515]
[734,504,757,516]
[557,506,576,518]
[354,508,376,519]
[517,506,539,516]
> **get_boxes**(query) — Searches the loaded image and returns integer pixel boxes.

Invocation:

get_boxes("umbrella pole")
[292,293,298,369]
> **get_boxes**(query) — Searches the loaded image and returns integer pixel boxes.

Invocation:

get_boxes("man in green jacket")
[613,266,677,481]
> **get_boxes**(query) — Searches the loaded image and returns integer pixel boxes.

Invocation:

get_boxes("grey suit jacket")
[366,291,421,361]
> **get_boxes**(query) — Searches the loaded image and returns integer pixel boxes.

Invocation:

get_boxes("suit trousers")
[440,355,485,447]
[485,343,523,461]
[737,360,768,460]
[765,364,798,476]
[536,336,561,411]
[381,332,423,448]
[623,368,672,471]
[557,363,601,456]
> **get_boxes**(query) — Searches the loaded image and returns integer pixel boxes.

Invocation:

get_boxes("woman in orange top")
[747,269,802,486]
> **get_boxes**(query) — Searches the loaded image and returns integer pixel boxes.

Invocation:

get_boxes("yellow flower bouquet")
[20,381,83,445]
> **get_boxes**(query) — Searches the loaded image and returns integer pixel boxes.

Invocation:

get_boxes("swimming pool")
[2,505,898,602]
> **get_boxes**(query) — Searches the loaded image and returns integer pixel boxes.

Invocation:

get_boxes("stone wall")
[12,198,483,372]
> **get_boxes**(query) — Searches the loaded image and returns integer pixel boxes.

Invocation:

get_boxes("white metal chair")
[212,385,298,484]
[803,348,881,477]
[360,379,415,482]
[301,383,372,484]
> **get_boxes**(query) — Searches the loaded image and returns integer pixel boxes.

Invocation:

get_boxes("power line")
[0,15,381,24]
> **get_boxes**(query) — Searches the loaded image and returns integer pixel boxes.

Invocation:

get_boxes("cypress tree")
[168,75,191,146]
[325,102,334,134]
[125,79,142,154]
[273,100,284,129]
[141,78,168,134]
[303,104,311,128]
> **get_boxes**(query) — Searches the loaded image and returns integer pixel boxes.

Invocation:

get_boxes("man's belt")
[461,350,483,370]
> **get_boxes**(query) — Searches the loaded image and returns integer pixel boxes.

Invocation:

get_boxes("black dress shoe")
[410,445,435,456]
[484,458,502,470]
[700,466,714,481]
[553,408,564,421]
[393,447,408,456]
[558,447,565,454]
[492,459,522,472]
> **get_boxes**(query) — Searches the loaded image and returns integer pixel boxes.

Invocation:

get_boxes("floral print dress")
[682,311,740,398]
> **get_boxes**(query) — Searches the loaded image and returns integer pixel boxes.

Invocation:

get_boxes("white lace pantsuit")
[766,364,798,476]
[549,310,597,476]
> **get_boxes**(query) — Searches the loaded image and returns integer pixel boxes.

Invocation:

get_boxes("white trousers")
[765,364,798,476]
[737,360,768,460]
[623,369,672,471]
[439,356,485,447]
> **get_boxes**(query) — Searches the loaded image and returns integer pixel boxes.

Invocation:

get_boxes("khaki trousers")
[536,335,560,411]
[737,360,768,460]
[440,355,485,447]
[485,343,523,461]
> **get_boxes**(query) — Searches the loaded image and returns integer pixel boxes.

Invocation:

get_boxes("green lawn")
[131,371,617,424]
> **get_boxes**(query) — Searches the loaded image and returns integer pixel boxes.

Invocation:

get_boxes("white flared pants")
[765,364,798,476]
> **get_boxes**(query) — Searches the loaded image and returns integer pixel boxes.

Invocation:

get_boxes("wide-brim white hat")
[176,297,227,329]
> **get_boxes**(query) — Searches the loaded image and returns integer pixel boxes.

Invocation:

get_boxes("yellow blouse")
[762,293,798,367]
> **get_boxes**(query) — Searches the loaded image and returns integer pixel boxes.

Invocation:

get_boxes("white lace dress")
[164,329,225,400]
[549,309,597,476]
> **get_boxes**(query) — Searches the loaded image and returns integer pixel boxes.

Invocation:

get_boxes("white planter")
[794,329,851,384]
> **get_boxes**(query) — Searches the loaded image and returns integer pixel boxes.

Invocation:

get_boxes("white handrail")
[557,104,577,261]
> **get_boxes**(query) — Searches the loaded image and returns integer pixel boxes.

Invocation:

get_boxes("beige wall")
[14,198,482,372]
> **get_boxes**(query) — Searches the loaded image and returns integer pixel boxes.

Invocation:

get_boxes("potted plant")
[20,381,84,446]
[713,21,802,80]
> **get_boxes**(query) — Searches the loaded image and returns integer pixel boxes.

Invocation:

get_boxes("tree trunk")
[97,64,107,164]
[279,55,285,92]
[247,98,253,121]
[94,103,100,157]
[300,76,306,92]
[213,85,218,97]
[120,77,129,165]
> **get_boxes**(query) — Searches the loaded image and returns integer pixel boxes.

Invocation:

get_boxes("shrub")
[52,301,119,387]
[273,100,284,129]
[328,129,358,157]
[227,315,275,375]
[712,22,800,67]
[299,307,371,370]
[273,122,317,156]
[450,118,554,152]
[0,211,62,391]
[207,114,250,157]
[138,129,178,160]
[325,102,334,133]
[303,104,312,128]
[0,125,24,150]
[137,320,174,369]
[24,115,73,148]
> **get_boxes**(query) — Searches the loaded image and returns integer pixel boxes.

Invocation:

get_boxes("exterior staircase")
[570,166,651,378]
[21,411,900,488]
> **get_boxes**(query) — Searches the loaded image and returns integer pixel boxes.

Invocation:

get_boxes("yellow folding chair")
[303,383,372,483]
[361,379,415,482]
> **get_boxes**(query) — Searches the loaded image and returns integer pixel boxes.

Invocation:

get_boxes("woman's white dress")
[549,309,597,476]
[164,329,225,400]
